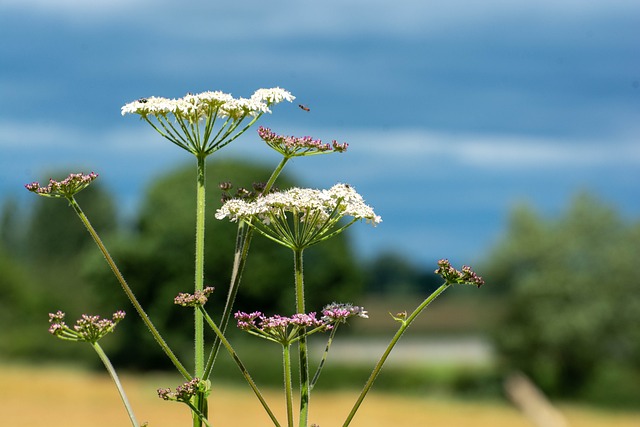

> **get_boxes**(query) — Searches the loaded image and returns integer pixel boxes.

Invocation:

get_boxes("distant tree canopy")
[365,252,441,295]
[485,193,640,404]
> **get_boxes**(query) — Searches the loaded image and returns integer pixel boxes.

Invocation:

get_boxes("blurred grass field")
[2,363,639,427]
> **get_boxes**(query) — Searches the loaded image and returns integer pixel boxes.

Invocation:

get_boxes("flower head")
[48,310,125,343]
[25,172,98,199]
[258,126,348,158]
[158,378,209,402]
[251,87,296,106]
[321,302,368,324]
[121,88,294,156]
[435,259,485,287]
[215,183,381,249]
[174,287,215,307]
[235,311,327,344]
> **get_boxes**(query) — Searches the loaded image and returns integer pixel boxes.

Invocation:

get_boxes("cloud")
[0,0,149,17]
[309,127,640,171]
[4,0,638,38]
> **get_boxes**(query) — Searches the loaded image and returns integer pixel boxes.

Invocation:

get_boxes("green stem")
[91,342,139,427]
[194,153,207,427]
[342,283,451,427]
[293,248,310,427]
[283,344,294,427]
[67,197,190,380]
[199,306,282,427]
[183,401,213,427]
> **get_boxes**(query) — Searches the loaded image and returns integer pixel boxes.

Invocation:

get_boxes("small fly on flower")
[298,104,310,112]
[138,98,148,103]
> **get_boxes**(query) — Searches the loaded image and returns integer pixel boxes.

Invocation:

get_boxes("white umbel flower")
[251,87,295,105]
[215,184,381,249]
[121,87,294,155]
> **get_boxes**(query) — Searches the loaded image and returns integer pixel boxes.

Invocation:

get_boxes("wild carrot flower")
[234,311,327,344]
[121,88,294,156]
[257,126,348,158]
[215,183,381,249]
[435,259,485,287]
[48,310,125,343]
[25,172,98,199]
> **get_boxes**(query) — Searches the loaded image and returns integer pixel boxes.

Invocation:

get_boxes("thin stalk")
[204,221,252,378]
[67,197,190,379]
[194,153,207,427]
[283,344,294,427]
[341,283,451,427]
[199,306,282,427]
[91,342,139,427]
[204,156,290,379]
[293,248,310,427]
[310,325,339,391]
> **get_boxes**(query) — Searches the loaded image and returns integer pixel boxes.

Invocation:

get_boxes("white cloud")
[1,0,149,16]
[326,127,640,170]
[4,0,638,37]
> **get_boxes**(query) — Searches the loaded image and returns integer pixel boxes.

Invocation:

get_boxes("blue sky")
[1,0,639,267]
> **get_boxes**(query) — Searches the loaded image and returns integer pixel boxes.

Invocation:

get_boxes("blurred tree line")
[1,160,639,406]
[486,193,640,406]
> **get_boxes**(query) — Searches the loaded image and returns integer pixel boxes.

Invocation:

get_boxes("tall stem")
[342,283,451,427]
[68,197,190,379]
[293,248,310,427]
[194,153,207,427]
[283,344,294,427]
[91,342,139,427]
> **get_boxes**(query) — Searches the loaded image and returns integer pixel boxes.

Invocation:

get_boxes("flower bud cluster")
[48,310,125,343]
[435,259,485,287]
[257,126,348,157]
[174,287,215,307]
[219,181,277,204]
[158,378,208,402]
[25,172,98,199]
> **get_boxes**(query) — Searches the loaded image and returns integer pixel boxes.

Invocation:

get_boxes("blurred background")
[1,0,639,425]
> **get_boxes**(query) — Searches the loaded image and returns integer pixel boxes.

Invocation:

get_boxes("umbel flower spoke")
[121,88,294,156]
[215,183,381,250]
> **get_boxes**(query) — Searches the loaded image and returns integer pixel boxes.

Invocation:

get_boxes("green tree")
[84,159,364,370]
[487,193,640,404]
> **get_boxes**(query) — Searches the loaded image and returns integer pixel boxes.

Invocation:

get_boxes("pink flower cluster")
[258,126,348,157]
[25,172,98,198]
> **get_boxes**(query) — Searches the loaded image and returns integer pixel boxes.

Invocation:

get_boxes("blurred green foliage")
[5,163,639,407]
[486,193,640,406]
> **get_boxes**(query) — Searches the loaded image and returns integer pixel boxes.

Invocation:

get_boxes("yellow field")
[2,364,638,427]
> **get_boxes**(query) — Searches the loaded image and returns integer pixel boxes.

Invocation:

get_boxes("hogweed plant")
[25,86,484,427]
